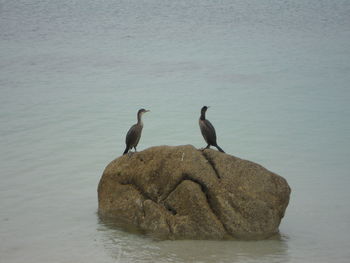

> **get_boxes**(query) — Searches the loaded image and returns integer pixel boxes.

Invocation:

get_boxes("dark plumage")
[199,106,225,153]
[123,108,149,155]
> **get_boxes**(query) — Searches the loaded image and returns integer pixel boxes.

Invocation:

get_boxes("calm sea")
[1,0,350,262]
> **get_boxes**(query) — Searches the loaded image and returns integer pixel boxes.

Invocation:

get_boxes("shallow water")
[1,0,350,262]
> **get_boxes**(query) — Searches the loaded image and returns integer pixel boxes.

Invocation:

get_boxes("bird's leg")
[200,145,210,151]
[134,146,137,152]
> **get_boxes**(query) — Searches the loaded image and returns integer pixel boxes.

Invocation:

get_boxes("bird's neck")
[200,112,206,120]
[137,114,143,125]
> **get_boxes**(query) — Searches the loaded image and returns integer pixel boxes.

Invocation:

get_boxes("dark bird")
[199,106,225,153]
[123,108,150,155]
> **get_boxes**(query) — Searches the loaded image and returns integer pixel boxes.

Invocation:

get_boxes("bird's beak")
[146,110,150,112]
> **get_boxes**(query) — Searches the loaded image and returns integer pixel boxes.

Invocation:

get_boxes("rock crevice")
[201,151,221,179]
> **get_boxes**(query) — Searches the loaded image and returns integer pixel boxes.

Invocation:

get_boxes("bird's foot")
[200,145,210,151]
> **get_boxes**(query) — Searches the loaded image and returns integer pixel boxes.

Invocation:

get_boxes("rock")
[97,145,291,240]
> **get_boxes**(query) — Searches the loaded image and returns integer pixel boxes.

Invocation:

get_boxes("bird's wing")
[200,119,217,144]
[125,124,139,146]
[205,120,217,139]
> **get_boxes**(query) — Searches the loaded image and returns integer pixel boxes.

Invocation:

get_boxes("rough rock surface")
[98,145,291,240]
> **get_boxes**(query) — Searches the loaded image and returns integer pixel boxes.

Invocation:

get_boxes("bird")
[123,108,150,155]
[199,106,225,153]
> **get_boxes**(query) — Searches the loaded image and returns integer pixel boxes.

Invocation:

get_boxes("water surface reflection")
[98,218,289,263]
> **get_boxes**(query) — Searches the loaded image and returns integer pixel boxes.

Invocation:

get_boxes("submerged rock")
[98,145,291,240]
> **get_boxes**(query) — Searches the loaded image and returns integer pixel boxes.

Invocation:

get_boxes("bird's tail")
[123,146,129,155]
[215,145,225,153]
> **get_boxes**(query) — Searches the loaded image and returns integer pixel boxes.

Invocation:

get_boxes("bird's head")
[138,108,150,115]
[201,106,209,114]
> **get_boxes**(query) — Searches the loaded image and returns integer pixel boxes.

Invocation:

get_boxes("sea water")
[1,0,350,262]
